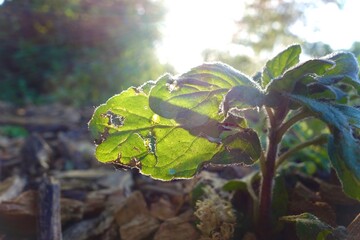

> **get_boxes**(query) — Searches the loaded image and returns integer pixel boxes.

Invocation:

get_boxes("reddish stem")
[257,105,289,238]
[258,125,280,238]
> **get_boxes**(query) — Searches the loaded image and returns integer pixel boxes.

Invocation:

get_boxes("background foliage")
[203,0,360,77]
[0,0,169,105]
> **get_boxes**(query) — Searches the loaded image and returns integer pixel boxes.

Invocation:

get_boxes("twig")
[38,176,62,240]
[276,108,313,142]
[275,134,328,169]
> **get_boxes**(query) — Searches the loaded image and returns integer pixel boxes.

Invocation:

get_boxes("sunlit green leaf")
[89,72,262,180]
[89,88,222,180]
[149,74,223,138]
[262,44,301,88]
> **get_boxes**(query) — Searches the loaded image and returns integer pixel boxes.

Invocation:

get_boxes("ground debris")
[1,102,360,239]
[153,210,199,240]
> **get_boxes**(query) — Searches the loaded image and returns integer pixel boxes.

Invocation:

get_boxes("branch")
[276,108,313,142]
[275,134,328,169]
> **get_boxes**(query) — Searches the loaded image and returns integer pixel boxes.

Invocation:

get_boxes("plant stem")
[257,107,311,237]
[258,126,280,237]
[275,134,328,169]
[265,107,276,127]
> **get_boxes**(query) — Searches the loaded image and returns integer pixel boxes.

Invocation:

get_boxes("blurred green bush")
[0,0,170,105]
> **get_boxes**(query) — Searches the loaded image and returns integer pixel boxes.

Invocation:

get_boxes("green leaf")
[293,52,360,101]
[328,133,360,200]
[318,51,360,84]
[262,44,301,88]
[307,83,347,101]
[221,85,264,114]
[211,129,262,165]
[287,94,360,200]
[280,213,346,240]
[89,86,222,180]
[180,62,259,88]
[149,65,262,164]
[271,174,289,230]
[149,73,225,139]
[222,171,260,234]
[332,104,360,128]
[266,59,334,93]
[223,171,259,192]
[148,62,258,136]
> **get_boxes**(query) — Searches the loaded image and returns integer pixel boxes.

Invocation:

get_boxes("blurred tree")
[203,0,344,75]
[0,0,169,105]
[233,0,343,54]
[202,49,260,76]
[350,42,360,57]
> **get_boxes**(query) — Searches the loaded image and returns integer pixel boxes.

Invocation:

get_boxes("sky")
[157,0,360,73]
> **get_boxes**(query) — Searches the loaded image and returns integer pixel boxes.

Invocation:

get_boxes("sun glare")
[157,0,245,73]
[158,0,360,73]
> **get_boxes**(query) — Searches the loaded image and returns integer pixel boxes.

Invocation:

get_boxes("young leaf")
[319,51,360,84]
[287,94,360,200]
[293,52,360,101]
[266,59,334,93]
[280,213,347,240]
[262,44,301,88]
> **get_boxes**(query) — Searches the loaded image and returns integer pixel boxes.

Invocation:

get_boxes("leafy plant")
[89,45,360,239]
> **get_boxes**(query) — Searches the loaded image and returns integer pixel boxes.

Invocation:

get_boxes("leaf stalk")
[275,134,328,169]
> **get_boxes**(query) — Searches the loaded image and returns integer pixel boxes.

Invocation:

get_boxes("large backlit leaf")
[89,86,224,180]
[89,74,262,180]
[287,94,360,200]
[262,44,301,88]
